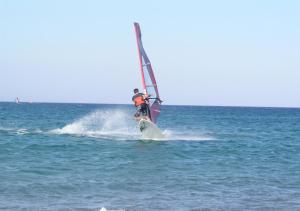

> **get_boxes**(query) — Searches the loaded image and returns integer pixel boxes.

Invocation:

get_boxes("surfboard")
[139,119,165,139]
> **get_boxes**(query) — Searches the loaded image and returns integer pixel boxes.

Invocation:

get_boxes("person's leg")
[146,104,151,120]
[140,104,147,116]
[134,106,142,119]
[141,104,151,121]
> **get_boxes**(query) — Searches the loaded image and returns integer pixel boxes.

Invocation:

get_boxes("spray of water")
[51,109,140,140]
[50,109,215,141]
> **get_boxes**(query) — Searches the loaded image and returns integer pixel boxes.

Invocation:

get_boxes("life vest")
[134,95,145,106]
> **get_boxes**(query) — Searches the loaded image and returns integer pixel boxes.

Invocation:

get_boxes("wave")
[0,126,15,132]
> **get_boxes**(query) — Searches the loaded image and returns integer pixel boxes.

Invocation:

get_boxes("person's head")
[133,88,139,94]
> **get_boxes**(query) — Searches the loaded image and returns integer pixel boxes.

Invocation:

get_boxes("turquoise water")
[0,102,300,210]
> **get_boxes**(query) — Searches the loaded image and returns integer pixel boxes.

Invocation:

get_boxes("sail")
[134,22,161,123]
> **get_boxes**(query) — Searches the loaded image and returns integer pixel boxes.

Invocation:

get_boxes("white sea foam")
[0,126,30,135]
[16,128,29,135]
[100,207,125,211]
[161,129,215,141]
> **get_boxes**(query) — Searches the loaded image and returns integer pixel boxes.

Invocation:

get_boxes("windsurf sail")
[134,22,161,123]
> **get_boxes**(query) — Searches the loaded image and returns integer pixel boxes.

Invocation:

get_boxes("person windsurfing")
[132,88,151,121]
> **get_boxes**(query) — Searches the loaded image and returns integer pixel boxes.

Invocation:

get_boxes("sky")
[1,0,299,107]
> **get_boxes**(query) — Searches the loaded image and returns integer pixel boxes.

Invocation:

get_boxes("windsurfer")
[132,88,151,121]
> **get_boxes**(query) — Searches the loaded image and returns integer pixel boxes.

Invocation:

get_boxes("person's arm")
[143,93,151,99]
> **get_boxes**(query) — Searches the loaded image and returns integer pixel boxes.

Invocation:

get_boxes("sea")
[0,102,299,210]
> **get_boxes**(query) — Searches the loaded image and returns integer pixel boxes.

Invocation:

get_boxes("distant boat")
[15,97,20,104]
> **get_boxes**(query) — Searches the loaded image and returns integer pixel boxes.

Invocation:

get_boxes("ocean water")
[0,102,300,210]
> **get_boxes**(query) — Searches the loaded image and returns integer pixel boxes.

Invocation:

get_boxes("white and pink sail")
[134,22,161,123]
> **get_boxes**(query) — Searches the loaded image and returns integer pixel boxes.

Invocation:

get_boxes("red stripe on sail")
[134,23,146,90]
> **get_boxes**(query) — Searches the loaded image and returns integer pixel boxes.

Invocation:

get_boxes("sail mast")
[134,22,147,92]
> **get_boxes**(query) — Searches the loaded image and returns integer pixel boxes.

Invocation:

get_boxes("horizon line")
[1,100,299,109]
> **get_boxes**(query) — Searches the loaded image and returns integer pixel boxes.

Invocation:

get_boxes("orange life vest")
[134,95,145,106]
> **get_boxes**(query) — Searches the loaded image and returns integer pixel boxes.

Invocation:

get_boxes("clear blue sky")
[1,0,299,107]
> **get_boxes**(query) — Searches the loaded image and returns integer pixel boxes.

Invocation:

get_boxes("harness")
[134,95,146,106]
